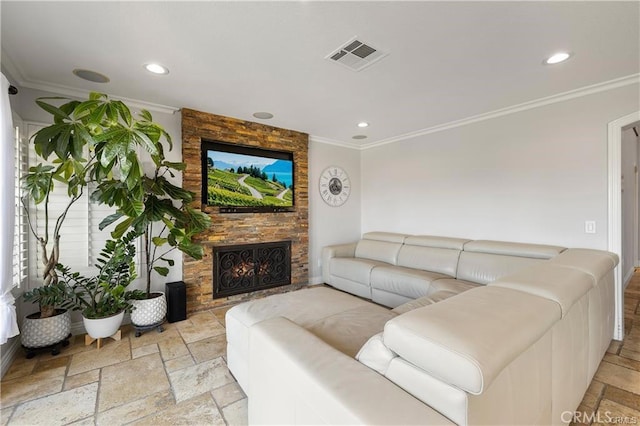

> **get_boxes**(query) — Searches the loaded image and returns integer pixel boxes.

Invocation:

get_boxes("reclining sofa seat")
[323,232,567,308]
[228,233,619,425]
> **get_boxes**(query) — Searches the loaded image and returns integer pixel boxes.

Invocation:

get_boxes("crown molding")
[2,49,179,115]
[357,73,640,150]
[309,135,361,150]
[0,50,26,87]
[20,80,180,115]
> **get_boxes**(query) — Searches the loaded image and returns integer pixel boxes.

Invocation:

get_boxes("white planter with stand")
[21,309,72,357]
[131,292,167,337]
[82,311,124,339]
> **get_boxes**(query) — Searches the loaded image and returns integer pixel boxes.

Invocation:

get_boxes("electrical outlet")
[585,221,596,234]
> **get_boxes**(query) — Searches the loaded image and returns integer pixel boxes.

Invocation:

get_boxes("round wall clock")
[319,166,351,207]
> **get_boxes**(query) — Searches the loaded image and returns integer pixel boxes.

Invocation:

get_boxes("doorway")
[608,111,640,341]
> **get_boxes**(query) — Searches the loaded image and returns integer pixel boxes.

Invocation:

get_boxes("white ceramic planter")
[21,309,71,348]
[131,292,167,326]
[83,311,124,339]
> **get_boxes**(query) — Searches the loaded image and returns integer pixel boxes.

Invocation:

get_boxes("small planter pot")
[83,311,125,339]
[21,309,71,349]
[131,292,167,327]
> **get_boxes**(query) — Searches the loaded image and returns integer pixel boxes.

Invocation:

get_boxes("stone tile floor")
[1,306,246,425]
[1,270,639,425]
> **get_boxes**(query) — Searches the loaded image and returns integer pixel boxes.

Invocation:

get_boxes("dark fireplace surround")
[181,108,309,313]
[213,241,292,298]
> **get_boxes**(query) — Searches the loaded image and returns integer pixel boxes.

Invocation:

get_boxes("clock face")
[320,166,350,206]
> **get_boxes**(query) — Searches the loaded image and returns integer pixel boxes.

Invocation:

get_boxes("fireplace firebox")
[212,241,291,298]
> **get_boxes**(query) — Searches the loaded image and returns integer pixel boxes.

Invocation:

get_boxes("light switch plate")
[585,221,596,234]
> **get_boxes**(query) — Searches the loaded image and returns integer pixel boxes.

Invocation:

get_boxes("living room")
[1,1,639,425]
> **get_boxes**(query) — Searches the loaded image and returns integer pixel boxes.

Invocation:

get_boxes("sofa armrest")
[248,316,453,425]
[322,242,357,283]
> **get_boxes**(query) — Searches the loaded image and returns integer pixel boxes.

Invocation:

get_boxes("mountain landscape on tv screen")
[206,152,293,207]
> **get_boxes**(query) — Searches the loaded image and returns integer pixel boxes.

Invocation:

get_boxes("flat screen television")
[201,140,295,213]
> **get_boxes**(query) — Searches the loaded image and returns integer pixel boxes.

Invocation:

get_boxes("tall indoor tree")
[94,159,211,299]
[22,92,169,318]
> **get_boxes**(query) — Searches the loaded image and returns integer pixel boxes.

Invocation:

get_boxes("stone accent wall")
[181,108,309,313]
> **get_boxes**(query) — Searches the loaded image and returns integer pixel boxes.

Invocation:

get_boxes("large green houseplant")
[93,134,211,329]
[20,92,173,350]
[58,232,143,338]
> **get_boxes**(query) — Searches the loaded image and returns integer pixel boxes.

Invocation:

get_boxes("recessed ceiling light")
[253,112,274,120]
[144,63,169,75]
[352,135,367,140]
[72,69,110,83]
[544,52,571,65]
[357,122,369,128]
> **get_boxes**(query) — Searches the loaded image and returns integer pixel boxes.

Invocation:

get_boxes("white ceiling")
[2,1,639,148]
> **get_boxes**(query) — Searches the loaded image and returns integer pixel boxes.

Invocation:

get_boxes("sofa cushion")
[463,240,566,259]
[371,265,450,300]
[356,332,398,375]
[456,251,546,285]
[427,278,480,295]
[549,248,619,285]
[391,291,459,315]
[490,263,593,317]
[226,287,380,392]
[405,235,470,250]
[355,239,403,265]
[383,286,561,394]
[396,243,462,277]
[307,304,397,358]
[330,257,388,284]
[362,231,408,243]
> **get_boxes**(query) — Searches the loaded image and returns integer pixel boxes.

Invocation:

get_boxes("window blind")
[13,123,28,288]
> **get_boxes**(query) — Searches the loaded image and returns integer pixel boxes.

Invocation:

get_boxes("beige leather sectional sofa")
[226,232,619,425]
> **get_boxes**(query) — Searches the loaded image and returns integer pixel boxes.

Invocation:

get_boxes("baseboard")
[71,320,86,336]
[1,336,21,379]
[309,275,323,285]
[624,266,635,289]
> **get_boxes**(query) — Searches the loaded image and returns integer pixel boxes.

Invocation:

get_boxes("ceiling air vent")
[326,37,388,72]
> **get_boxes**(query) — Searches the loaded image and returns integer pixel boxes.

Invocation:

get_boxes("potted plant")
[20,92,171,351]
[58,231,143,338]
[21,281,71,356]
[94,150,211,333]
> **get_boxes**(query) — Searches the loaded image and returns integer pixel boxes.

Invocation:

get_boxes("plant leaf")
[152,237,168,246]
[36,99,71,121]
[160,257,175,266]
[111,217,134,239]
[99,212,123,231]
[153,266,169,277]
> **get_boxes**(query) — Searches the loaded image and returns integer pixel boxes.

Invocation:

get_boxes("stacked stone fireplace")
[182,108,309,313]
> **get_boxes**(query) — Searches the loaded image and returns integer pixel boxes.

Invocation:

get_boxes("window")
[26,123,128,281]
[13,123,28,288]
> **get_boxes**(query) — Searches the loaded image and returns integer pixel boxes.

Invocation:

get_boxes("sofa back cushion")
[397,236,469,276]
[456,252,544,285]
[355,232,407,265]
[456,240,566,285]
[383,286,561,394]
[489,263,593,317]
[464,240,566,259]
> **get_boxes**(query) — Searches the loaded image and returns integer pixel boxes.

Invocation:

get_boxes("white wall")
[362,84,640,249]
[308,140,361,283]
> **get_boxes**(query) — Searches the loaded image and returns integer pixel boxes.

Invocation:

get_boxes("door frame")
[608,110,640,340]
